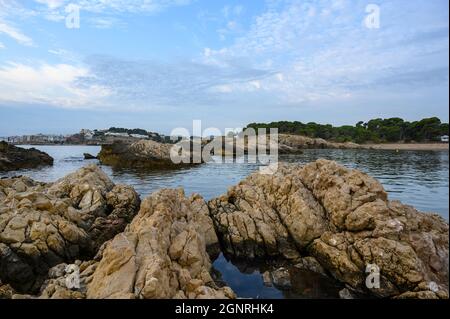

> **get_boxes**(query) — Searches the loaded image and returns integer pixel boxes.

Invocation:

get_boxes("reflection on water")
[1,145,448,299]
[212,254,343,299]
[5,145,448,219]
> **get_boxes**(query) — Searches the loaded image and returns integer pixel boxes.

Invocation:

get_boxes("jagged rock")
[83,153,97,160]
[0,165,140,293]
[0,280,15,299]
[35,260,98,299]
[209,159,449,299]
[209,164,329,259]
[98,140,198,169]
[86,189,233,299]
[0,142,53,172]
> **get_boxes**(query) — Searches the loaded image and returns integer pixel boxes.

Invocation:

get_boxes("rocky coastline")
[0,160,448,299]
[97,135,365,170]
[98,140,201,169]
[0,142,54,172]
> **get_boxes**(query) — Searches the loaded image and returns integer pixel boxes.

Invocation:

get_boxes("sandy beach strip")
[364,143,449,151]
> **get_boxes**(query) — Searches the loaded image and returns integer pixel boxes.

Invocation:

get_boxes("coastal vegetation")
[246,117,449,144]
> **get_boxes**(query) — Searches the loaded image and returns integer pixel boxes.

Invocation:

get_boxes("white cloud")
[34,0,66,9]
[36,0,192,14]
[0,62,112,108]
[89,17,123,29]
[203,0,449,105]
[0,22,34,46]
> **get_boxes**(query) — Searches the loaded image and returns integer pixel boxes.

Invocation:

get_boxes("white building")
[441,135,449,143]
[130,134,148,139]
[80,129,94,140]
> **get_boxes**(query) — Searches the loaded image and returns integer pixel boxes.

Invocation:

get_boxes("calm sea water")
[2,145,448,299]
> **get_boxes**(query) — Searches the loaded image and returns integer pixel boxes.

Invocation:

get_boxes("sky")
[0,0,448,136]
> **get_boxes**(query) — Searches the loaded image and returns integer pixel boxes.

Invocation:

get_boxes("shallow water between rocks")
[1,145,448,299]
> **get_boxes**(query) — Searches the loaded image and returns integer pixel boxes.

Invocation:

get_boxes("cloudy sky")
[0,0,448,135]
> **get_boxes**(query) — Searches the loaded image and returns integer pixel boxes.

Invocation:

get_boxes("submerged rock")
[86,189,233,299]
[0,165,140,293]
[271,267,292,289]
[0,142,53,172]
[209,159,449,299]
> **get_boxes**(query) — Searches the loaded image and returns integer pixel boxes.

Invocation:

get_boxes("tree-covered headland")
[246,117,449,143]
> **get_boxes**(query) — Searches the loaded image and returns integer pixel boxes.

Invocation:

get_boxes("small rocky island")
[97,135,365,170]
[0,142,54,172]
[98,140,200,169]
[0,160,448,299]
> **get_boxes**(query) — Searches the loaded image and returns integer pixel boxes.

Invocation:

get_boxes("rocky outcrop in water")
[0,142,54,172]
[83,153,97,160]
[278,134,363,151]
[1,159,447,299]
[86,189,233,299]
[0,165,140,293]
[209,159,449,298]
[98,140,198,169]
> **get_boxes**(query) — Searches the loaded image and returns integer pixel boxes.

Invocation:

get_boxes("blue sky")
[0,0,448,135]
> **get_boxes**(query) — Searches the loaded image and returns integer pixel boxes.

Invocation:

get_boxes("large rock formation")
[0,142,54,172]
[86,189,234,299]
[209,159,448,299]
[1,159,447,300]
[98,140,199,169]
[278,134,363,151]
[0,165,140,293]
[205,134,362,157]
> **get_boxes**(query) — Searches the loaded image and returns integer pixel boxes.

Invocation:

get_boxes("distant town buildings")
[1,128,181,145]
[1,134,67,144]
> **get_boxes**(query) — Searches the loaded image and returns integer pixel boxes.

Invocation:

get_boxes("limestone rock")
[209,159,449,299]
[86,189,233,299]
[209,163,329,259]
[0,165,140,293]
[0,142,53,172]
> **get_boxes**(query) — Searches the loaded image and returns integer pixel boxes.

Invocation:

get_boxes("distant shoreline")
[364,143,449,151]
[14,141,450,151]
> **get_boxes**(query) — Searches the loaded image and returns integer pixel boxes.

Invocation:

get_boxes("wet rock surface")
[0,142,54,172]
[209,159,449,299]
[0,165,140,293]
